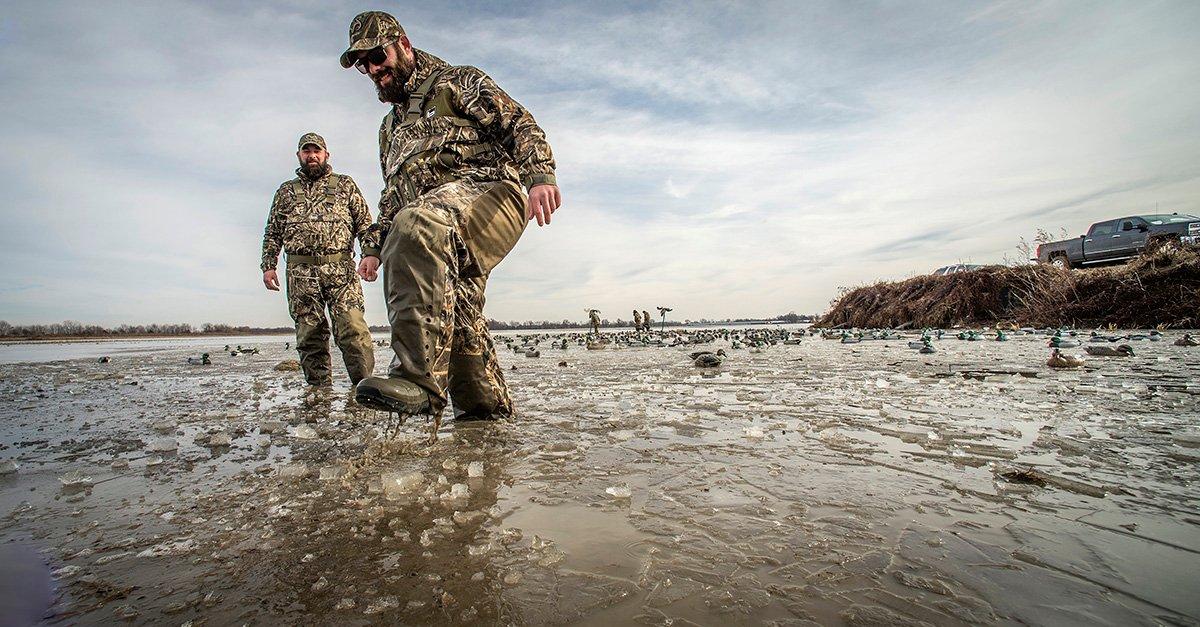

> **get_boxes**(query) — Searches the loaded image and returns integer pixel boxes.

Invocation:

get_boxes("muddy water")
[1,329,1198,625]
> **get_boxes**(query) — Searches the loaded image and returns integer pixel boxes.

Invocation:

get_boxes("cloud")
[2,0,1199,326]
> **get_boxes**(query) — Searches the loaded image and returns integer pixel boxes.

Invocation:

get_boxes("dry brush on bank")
[818,245,1200,329]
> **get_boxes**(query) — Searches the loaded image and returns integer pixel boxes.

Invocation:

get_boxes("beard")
[300,160,330,179]
[374,54,415,103]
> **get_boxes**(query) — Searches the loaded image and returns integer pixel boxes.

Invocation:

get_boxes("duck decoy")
[1047,349,1084,369]
[186,352,212,365]
[1085,344,1133,357]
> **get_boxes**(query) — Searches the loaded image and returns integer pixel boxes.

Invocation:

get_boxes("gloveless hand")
[527,184,561,226]
[357,256,380,281]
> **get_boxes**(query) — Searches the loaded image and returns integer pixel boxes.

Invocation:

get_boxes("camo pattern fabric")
[261,167,373,271]
[285,258,374,385]
[380,178,526,418]
[362,48,556,256]
[286,260,365,325]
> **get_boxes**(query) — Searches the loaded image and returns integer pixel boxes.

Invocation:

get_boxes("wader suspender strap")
[286,176,345,258]
[290,176,337,212]
[390,66,494,204]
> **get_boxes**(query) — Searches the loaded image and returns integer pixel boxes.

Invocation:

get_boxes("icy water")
[1,328,1199,625]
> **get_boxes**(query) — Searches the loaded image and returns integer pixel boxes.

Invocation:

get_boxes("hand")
[527,184,561,227]
[358,256,380,282]
[263,269,280,291]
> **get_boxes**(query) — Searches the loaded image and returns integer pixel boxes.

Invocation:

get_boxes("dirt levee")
[819,245,1200,329]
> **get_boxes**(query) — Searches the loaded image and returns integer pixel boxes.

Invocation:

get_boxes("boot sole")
[355,386,429,414]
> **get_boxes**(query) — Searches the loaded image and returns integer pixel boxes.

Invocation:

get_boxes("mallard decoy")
[97,356,110,363]
[525,349,540,358]
[1047,349,1084,369]
[1049,337,1080,349]
[1085,344,1133,357]
[995,331,1008,342]
[907,340,927,349]
[919,343,937,354]
[1175,334,1198,347]
[187,352,211,365]
[691,349,726,368]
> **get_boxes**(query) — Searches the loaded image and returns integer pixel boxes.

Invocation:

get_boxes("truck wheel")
[1050,254,1070,270]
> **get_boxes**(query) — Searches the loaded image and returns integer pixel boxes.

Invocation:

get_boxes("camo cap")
[298,132,327,151]
[339,11,405,69]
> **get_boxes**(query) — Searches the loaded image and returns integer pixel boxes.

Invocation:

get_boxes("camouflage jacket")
[260,167,373,271]
[362,49,557,256]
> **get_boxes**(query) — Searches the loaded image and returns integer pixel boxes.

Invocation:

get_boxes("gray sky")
[2,1,1198,326]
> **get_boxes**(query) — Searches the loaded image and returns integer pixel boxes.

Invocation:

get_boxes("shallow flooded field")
[1,328,1198,625]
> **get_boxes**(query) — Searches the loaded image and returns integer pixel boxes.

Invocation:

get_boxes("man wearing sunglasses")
[339,11,560,421]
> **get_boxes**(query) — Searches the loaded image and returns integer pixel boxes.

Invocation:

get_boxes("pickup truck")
[1035,213,1200,269]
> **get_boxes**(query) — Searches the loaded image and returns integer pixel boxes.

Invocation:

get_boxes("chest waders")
[361,67,528,422]
[283,174,375,387]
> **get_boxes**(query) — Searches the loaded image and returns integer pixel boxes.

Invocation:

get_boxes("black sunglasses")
[354,47,389,74]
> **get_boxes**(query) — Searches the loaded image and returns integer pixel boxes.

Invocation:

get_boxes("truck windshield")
[1140,214,1198,224]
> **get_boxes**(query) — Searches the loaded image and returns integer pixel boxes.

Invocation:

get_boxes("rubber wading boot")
[355,377,432,414]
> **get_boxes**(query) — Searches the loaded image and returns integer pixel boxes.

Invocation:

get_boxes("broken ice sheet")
[146,437,178,452]
[606,484,632,499]
[382,471,424,500]
[58,470,92,486]
[292,425,318,440]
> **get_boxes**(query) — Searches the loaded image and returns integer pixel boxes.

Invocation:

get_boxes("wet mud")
[1,328,1199,625]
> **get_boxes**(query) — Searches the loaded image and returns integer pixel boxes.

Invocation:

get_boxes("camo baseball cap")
[298,132,327,151]
[339,11,405,68]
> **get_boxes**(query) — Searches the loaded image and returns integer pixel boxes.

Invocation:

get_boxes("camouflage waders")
[262,148,378,387]
[286,254,375,386]
[381,179,526,418]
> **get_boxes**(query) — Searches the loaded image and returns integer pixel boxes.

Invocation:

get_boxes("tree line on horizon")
[0,313,815,338]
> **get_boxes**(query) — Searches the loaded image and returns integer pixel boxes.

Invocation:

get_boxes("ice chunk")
[446,483,470,501]
[279,463,310,480]
[874,378,891,389]
[58,470,92,486]
[52,565,81,579]
[110,459,128,470]
[259,420,286,434]
[151,420,175,433]
[466,461,485,478]
[146,437,178,452]
[606,485,632,499]
[206,432,232,447]
[146,456,164,467]
[442,459,458,471]
[743,426,765,439]
[319,466,345,482]
[136,538,196,558]
[292,425,318,440]
[382,472,425,500]
[0,460,18,475]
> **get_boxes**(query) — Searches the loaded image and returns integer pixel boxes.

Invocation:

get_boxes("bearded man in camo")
[261,133,375,388]
[340,11,561,420]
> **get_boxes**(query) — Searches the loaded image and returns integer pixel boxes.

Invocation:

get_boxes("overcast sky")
[2,1,1198,327]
